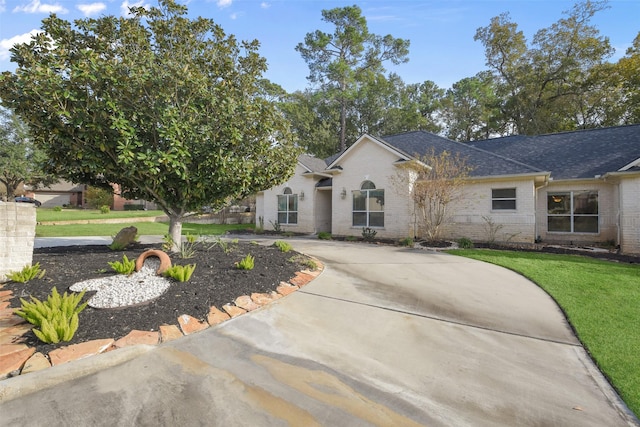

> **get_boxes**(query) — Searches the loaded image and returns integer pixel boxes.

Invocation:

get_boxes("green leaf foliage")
[107,255,136,275]
[0,0,299,246]
[235,254,255,270]
[0,108,56,199]
[273,240,293,253]
[15,287,87,344]
[163,264,196,282]
[7,262,46,283]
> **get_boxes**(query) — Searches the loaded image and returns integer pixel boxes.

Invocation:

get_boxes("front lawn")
[36,222,252,237]
[447,249,640,418]
[37,208,165,222]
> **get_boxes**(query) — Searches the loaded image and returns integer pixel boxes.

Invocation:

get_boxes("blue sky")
[0,0,638,93]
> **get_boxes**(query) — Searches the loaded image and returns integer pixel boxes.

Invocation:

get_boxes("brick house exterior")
[257,125,640,254]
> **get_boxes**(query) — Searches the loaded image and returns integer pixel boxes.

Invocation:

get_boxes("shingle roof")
[298,154,328,173]
[41,180,84,192]
[377,131,544,177]
[467,125,640,179]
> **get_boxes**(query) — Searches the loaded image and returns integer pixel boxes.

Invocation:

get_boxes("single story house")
[26,180,85,208]
[256,124,640,254]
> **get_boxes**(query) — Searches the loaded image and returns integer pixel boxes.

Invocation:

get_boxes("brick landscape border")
[0,261,323,378]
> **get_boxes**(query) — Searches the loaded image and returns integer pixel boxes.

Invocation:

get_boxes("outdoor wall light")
[300,191,305,200]
[341,188,347,199]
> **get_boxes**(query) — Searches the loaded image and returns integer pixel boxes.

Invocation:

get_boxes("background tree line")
[280,1,640,158]
[1,0,638,223]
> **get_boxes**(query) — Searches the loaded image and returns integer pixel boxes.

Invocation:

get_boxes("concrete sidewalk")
[1,238,637,426]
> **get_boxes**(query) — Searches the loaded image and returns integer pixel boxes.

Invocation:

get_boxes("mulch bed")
[3,240,309,356]
[471,242,640,264]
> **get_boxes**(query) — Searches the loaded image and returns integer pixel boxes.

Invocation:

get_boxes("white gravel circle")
[69,259,172,309]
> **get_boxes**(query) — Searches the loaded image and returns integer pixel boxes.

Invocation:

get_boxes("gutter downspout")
[535,177,550,243]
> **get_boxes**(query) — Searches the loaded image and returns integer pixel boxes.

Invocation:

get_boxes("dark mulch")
[472,242,640,264]
[4,240,309,356]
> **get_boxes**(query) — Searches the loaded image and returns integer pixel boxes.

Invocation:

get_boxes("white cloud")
[12,0,68,14]
[217,0,232,8]
[0,30,41,61]
[77,3,107,17]
[260,2,270,9]
[0,0,6,13]
[120,0,149,17]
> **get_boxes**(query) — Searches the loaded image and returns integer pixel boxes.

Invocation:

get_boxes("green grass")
[447,249,640,417]
[37,208,165,222]
[36,222,252,237]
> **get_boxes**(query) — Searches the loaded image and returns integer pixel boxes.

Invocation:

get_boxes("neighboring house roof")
[40,180,85,192]
[368,131,544,178]
[468,124,640,180]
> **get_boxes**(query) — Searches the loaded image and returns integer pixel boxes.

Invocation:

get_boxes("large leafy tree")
[474,1,613,135]
[296,5,409,152]
[354,75,444,137]
[0,0,298,248]
[442,72,501,142]
[0,108,54,200]
[614,32,640,124]
[279,90,341,158]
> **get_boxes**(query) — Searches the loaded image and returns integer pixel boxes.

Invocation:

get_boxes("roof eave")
[467,172,550,183]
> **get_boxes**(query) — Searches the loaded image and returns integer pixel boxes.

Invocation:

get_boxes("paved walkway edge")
[572,346,640,426]
[0,344,155,403]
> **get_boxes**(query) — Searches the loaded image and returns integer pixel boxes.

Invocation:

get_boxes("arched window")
[277,187,298,224]
[352,181,384,227]
[361,180,376,190]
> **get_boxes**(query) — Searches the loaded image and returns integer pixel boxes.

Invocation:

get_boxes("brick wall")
[0,203,36,282]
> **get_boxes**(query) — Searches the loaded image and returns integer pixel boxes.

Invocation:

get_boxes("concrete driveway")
[1,238,637,426]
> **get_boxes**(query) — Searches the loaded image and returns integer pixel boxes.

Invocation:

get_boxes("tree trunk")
[340,98,347,152]
[168,215,183,253]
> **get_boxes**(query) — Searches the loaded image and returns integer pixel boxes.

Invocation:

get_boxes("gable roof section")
[468,125,640,180]
[298,154,328,173]
[326,134,411,170]
[379,131,544,177]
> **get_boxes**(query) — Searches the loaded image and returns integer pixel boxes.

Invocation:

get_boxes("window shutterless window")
[352,181,384,227]
[492,188,516,210]
[277,187,298,225]
[547,191,598,233]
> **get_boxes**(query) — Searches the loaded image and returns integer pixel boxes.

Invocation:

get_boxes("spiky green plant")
[301,259,318,270]
[399,237,414,247]
[15,287,87,344]
[108,241,127,250]
[108,254,136,275]
[7,263,46,283]
[235,254,255,270]
[361,227,377,241]
[209,236,237,254]
[164,264,197,282]
[273,240,293,253]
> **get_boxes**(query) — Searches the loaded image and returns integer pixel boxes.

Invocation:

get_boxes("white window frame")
[547,191,599,234]
[352,181,384,228]
[491,188,517,210]
[277,187,298,225]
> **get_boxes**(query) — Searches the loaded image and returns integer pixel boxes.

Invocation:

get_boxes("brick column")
[0,203,36,282]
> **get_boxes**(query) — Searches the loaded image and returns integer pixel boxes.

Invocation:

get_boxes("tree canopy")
[0,108,54,200]
[474,0,614,134]
[295,5,410,152]
[282,0,638,152]
[0,0,298,247]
